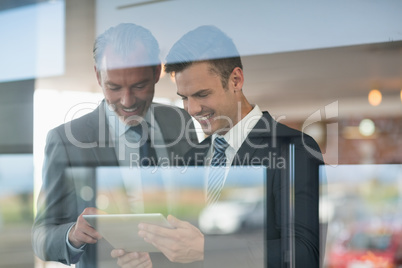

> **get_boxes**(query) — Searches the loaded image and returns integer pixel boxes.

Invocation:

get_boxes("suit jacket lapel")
[232,111,301,166]
[186,136,211,166]
[232,136,266,166]
[232,112,275,166]
[83,102,132,214]
[85,101,119,166]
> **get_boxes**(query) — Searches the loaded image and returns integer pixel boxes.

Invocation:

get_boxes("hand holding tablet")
[83,213,173,252]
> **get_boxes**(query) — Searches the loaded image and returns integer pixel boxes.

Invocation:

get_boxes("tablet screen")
[83,213,173,252]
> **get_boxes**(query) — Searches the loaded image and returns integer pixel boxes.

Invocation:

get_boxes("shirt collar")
[212,105,263,152]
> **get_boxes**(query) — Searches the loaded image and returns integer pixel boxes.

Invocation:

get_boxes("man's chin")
[202,125,230,136]
[120,115,145,126]
[125,121,140,126]
[201,125,214,136]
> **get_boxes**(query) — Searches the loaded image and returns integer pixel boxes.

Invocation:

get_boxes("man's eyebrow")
[105,81,119,87]
[105,79,150,87]
[193,89,211,96]
[177,92,186,97]
[177,89,210,98]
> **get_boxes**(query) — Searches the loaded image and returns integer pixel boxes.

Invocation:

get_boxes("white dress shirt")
[205,105,263,189]
[104,101,168,166]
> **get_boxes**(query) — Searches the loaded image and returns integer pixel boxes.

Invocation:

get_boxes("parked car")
[327,227,402,268]
[198,197,264,235]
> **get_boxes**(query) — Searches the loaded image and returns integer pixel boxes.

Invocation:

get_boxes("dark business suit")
[184,111,323,268]
[32,101,198,268]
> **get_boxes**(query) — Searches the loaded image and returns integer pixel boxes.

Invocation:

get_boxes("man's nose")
[120,88,136,107]
[186,98,202,116]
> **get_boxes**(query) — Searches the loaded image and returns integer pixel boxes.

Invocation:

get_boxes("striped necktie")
[207,137,229,205]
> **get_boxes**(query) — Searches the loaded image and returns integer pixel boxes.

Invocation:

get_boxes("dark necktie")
[127,124,162,214]
[207,137,229,205]
[130,123,158,166]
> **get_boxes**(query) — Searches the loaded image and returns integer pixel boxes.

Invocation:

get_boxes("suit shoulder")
[260,112,314,142]
[48,107,99,144]
[151,103,192,120]
[151,102,197,141]
[276,121,320,150]
[275,121,302,137]
[260,112,322,161]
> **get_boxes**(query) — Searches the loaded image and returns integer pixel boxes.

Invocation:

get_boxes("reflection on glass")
[323,164,402,268]
[0,154,34,267]
[199,193,264,235]
[92,166,266,267]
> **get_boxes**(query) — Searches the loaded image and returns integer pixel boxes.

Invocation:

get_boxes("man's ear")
[94,66,102,87]
[154,64,162,84]
[231,67,244,92]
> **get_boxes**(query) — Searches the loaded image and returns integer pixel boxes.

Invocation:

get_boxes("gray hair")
[93,23,160,70]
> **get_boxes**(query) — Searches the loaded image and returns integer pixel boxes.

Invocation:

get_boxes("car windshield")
[347,232,392,251]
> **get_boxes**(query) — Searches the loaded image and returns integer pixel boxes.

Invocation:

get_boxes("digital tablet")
[83,213,173,252]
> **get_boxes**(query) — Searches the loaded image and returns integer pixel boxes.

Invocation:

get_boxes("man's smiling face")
[96,45,160,126]
[175,62,239,136]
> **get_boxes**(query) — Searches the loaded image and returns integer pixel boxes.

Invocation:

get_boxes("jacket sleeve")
[266,135,322,268]
[32,128,79,265]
